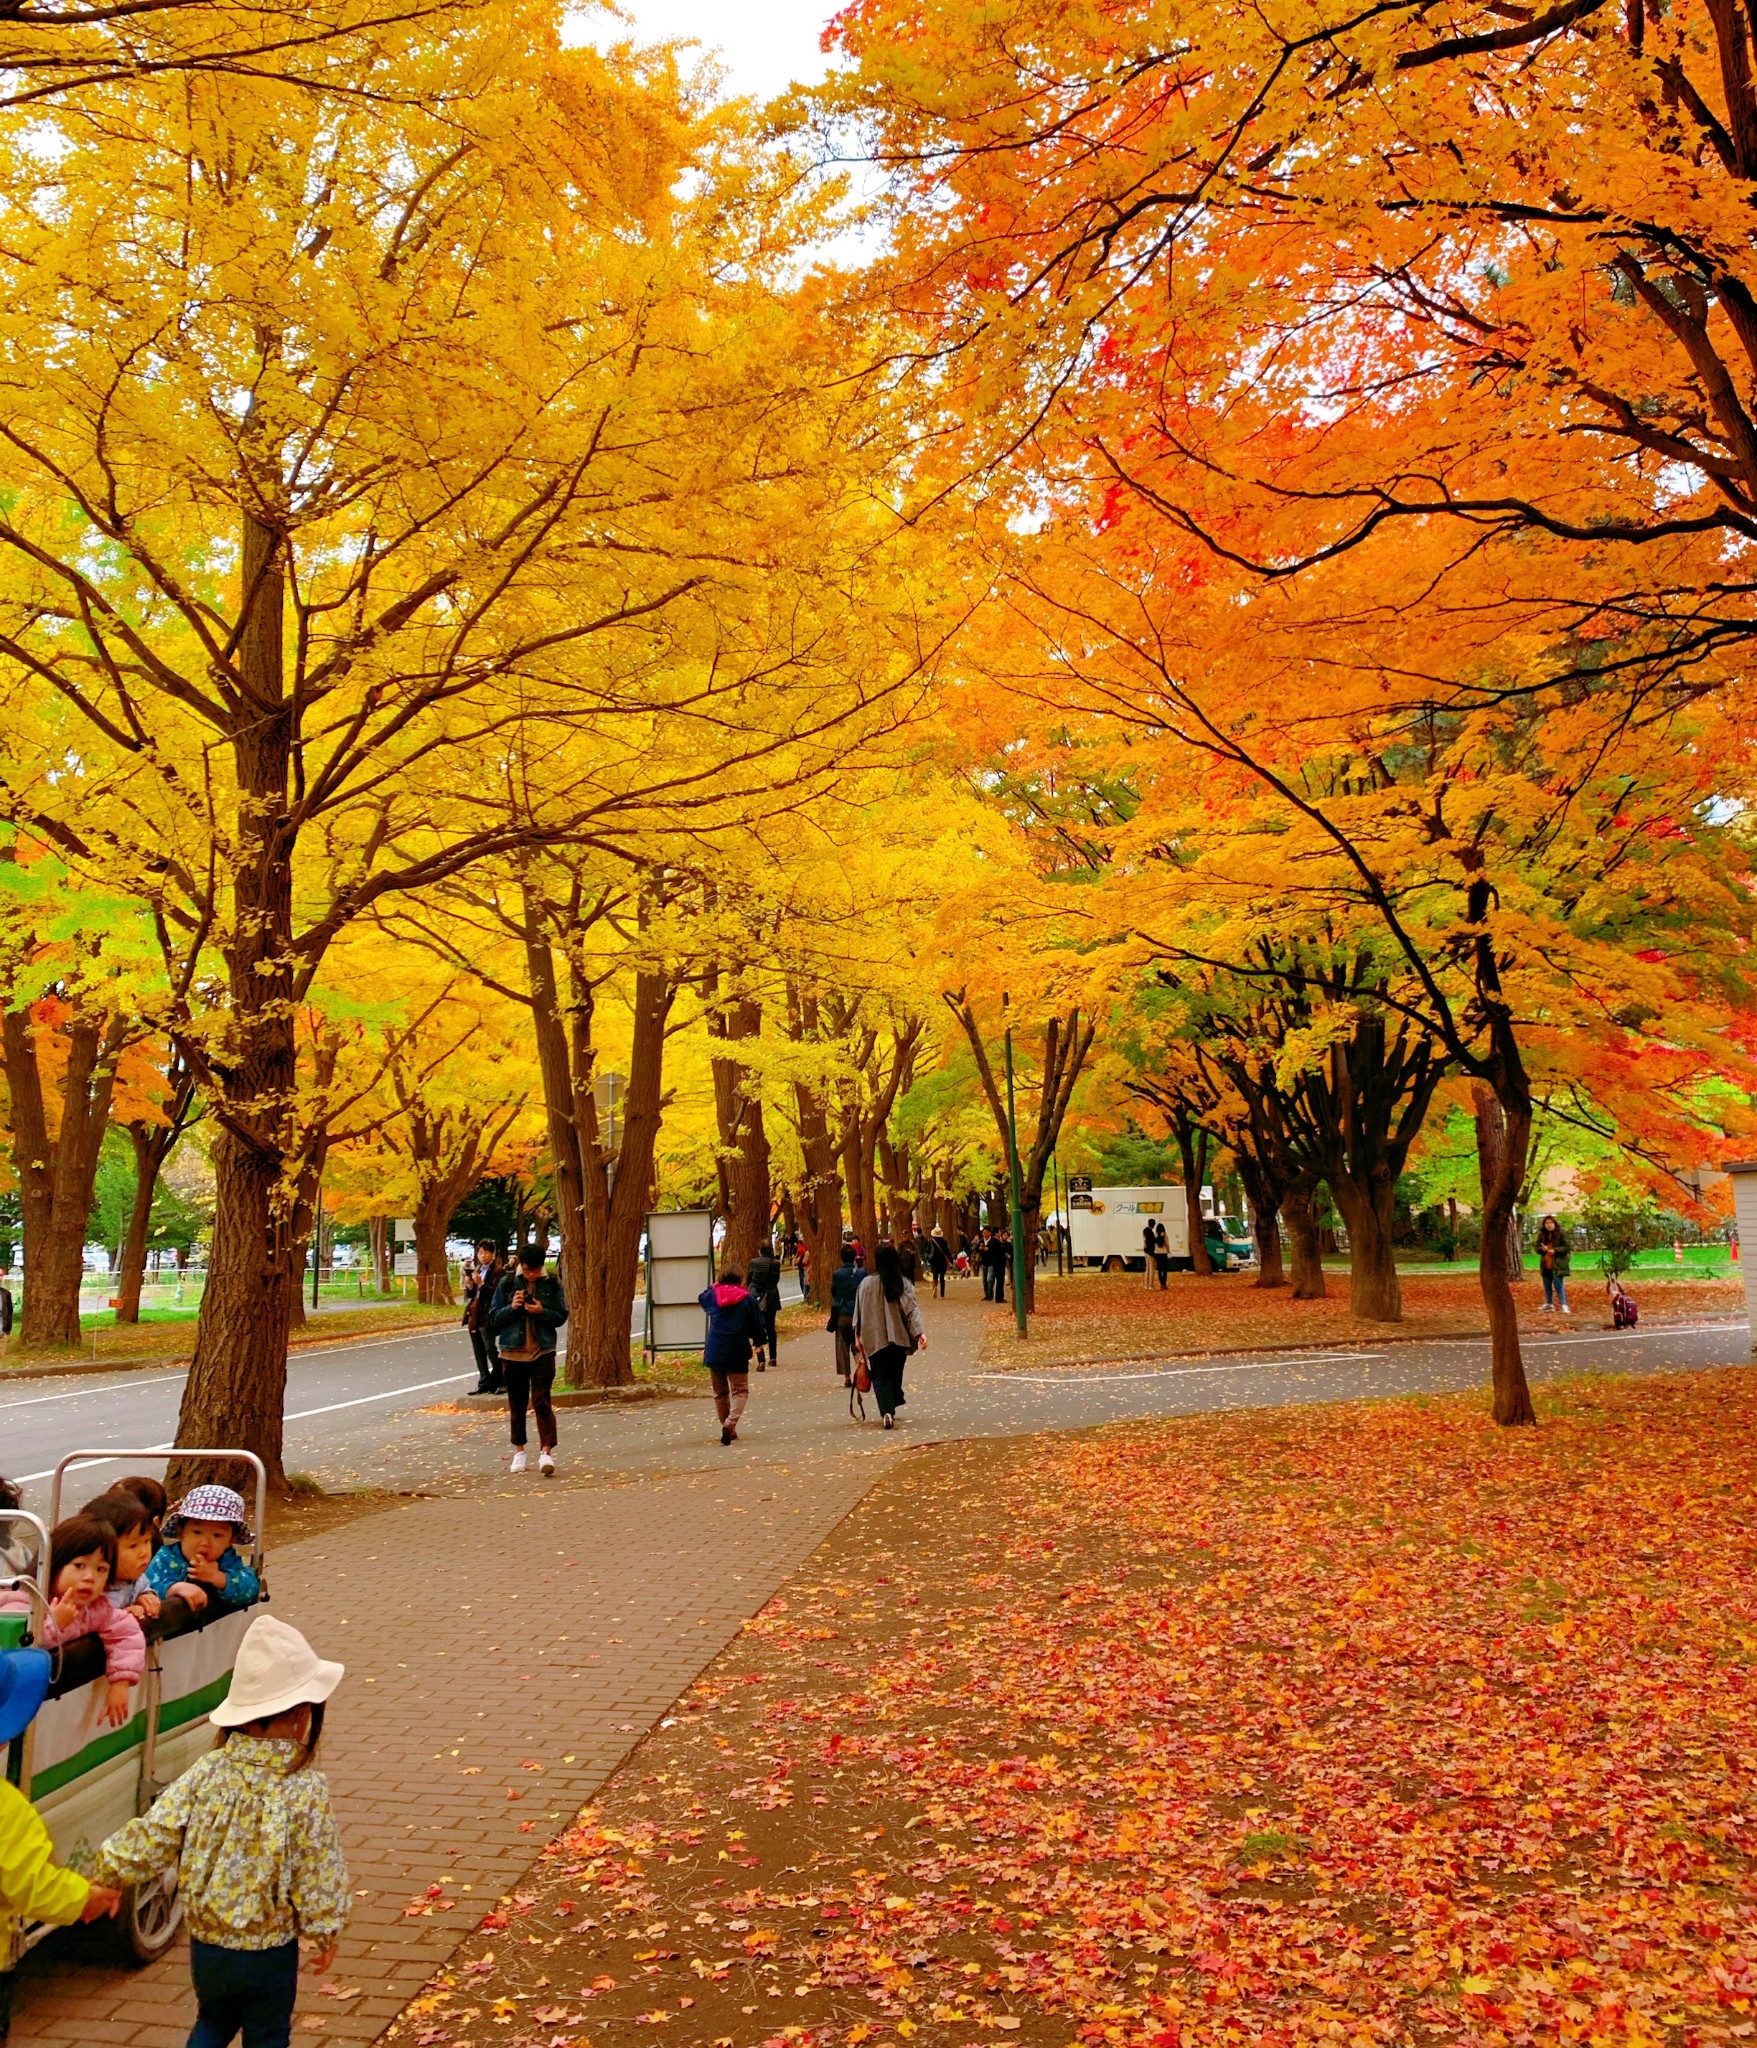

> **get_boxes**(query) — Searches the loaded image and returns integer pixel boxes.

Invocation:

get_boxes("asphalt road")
[0,1283,1745,1521]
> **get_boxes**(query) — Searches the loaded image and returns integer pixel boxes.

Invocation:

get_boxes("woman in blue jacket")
[699,1268,767,1445]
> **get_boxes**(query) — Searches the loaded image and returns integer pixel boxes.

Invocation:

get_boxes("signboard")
[1069,1192,1094,1210]
[644,1209,716,1359]
[1068,1175,1093,1192]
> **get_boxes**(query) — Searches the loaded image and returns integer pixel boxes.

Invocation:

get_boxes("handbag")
[853,1356,872,1392]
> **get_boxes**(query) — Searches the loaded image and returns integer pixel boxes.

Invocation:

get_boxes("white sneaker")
[509,1449,527,1473]
[539,1450,555,1475]
[1561,1304,1572,1315]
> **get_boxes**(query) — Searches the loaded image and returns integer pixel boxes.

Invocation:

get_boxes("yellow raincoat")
[0,1779,89,1956]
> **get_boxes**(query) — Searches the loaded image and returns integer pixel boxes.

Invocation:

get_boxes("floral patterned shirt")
[94,1736,349,1949]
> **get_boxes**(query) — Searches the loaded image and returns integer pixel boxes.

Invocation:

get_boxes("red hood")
[713,1282,749,1307]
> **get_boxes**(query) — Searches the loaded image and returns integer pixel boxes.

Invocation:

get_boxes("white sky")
[601,0,840,102]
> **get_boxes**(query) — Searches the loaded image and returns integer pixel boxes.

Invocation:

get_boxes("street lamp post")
[1004,998,1027,1336]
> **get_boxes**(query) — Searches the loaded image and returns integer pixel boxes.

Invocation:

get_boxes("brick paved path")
[10,1305,947,2047]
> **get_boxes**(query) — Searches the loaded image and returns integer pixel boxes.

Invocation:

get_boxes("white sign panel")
[645,1209,716,1358]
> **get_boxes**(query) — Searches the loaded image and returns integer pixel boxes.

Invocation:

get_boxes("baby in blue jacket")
[143,1485,261,1613]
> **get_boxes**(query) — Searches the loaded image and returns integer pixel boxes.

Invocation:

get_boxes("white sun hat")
[210,1613,345,1728]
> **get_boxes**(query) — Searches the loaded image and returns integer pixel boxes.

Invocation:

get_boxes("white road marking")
[0,1370,189,1413]
[282,1372,479,1423]
[977,1317,1745,1387]
[8,1370,482,1483]
[1435,1318,1743,1350]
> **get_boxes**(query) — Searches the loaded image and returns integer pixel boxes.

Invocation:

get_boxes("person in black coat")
[829,1245,865,1382]
[463,1240,506,1393]
[926,1228,950,1298]
[745,1243,783,1369]
[699,1268,767,1444]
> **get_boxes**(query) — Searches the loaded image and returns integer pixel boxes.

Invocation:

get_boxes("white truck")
[1064,1183,1252,1271]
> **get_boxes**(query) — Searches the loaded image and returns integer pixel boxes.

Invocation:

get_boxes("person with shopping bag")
[853,1241,926,1429]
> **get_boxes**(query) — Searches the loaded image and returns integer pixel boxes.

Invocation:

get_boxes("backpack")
[1610,1281,1638,1329]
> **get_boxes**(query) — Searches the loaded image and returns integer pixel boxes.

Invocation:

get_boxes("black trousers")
[760,1304,778,1358]
[188,1938,299,2048]
[868,1342,909,1417]
[469,1327,502,1389]
[931,1267,946,1296]
[504,1352,557,1450]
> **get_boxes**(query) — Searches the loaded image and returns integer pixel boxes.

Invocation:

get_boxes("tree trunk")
[2,1006,125,1349]
[1471,1083,1523,1285]
[414,1194,453,1305]
[1239,1165,1285,1288]
[1283,1178,1327,1299]
[287,1231,310,1328]
[877,1134,914,1245]
[369,1215,391,1294]
[115,1063,195,1325]
[1329,1174,1402,1320]
[174,506,298,1491]
[1175,1118,1214,1276]
[114,1127,159,1324]
[1478,1093,1537,1424]
[708,990,771,1270]
[524,885,592,1376]
[842,1130,881,1255]
[796,1136,842,1308]
[175,1123,295,1493]
[788,995,843,1311]
[575,962,671,1386]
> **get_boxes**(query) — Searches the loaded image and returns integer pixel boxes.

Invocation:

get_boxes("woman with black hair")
[853,1241,926,1428]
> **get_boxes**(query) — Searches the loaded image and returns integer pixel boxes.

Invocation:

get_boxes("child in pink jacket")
[0,1514,145,1727]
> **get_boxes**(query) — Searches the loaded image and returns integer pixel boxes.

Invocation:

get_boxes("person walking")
[463,1239,506,1394]
[987,1226,1012,1303]
[1536,1215,1572,1314]
[746,1240,783,1369]
[829,1241,865,1383]
[854,1242,926,1429]
[926,1227,949,1298]
[1152,1219,1171,1289]
[699,1267,765,1443]
[489,1245,568,1475]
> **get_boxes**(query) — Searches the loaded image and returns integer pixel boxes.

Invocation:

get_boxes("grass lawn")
[0,1299,460,1373]
[389,1367,1757,2048]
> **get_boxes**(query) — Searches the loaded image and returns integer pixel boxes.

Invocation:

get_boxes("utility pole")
[310,1175,322,1312]
[1004,996,1027,1336]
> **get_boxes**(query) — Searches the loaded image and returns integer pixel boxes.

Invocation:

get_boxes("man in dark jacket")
[983,1229,1010,1303]
[926,1228,950,1297]
[489,1245,569,1476]
[829,1244,864,1383]
[699,1268,767,1444]
[746,1243,783,1369]
[464,1239,506,1393]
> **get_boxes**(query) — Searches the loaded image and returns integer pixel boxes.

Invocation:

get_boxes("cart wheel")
[111,1867,183,1964]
